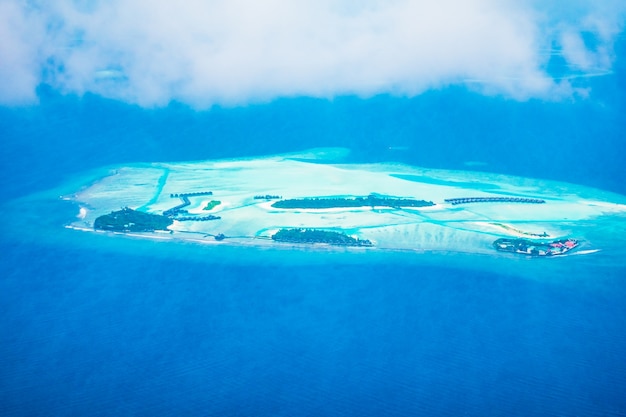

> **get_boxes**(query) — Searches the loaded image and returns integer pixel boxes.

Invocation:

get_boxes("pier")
[444,197,545,205]
[254,194,282,200]
[175,215,221,222]
[164,191,214,217]
[169,191,213,198]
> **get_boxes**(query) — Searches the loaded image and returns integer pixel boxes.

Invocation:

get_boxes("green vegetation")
[271,228,372,247]
[493,238,578,256]
[271,194,434,209]
[203,200,222,211]
[94,207,173,232]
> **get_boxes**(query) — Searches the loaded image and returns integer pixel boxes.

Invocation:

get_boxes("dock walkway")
[444,197,545,205]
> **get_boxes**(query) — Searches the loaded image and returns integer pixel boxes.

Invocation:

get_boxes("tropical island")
[271,228,373,246]
[94,207,173,232]
[203,200,221,211]
[66,149,626,256]
[271,194,434,209]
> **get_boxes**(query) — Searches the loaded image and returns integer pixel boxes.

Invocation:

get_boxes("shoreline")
[60,150,626,259]
[65,223,597,260]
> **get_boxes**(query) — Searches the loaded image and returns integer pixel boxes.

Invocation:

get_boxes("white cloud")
[0,0,624,107]
[0,1,47,105]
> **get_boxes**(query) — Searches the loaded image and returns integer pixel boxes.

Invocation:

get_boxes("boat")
[493,237,579,256]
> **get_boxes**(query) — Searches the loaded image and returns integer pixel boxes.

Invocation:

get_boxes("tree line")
[271,228,372,246]
[272,194,434,209]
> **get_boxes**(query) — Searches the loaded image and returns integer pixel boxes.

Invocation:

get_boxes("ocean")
[2,45,626,416]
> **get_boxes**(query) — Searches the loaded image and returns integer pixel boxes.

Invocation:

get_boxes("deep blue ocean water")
[1,214,625,416]
[1,41,626,416]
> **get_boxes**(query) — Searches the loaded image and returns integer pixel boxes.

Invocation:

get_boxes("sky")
[1,0,626,108]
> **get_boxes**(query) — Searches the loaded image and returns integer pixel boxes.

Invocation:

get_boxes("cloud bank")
[1,0,625,107]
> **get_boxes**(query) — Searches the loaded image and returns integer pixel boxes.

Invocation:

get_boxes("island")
[271,228,373,247]
[65,148,626,256]
[271,195,434,209]
[493,237,579,256]
[203,200,221,211]
[94,207,173,232]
